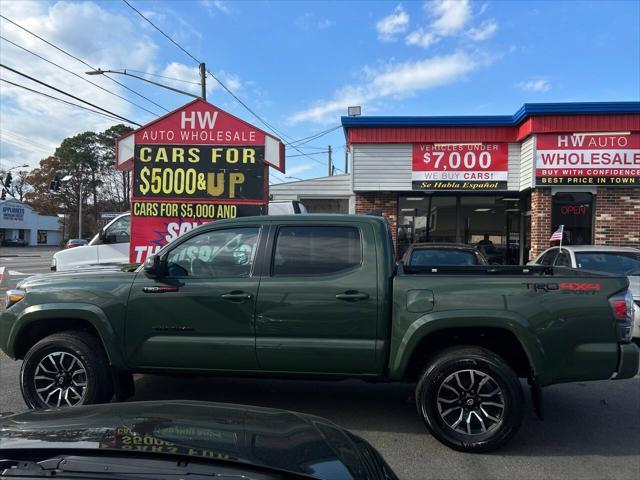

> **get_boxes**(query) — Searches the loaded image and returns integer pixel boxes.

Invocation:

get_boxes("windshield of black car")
[409,249,478,266]
[575,252,640,275]
[0,454,315,480]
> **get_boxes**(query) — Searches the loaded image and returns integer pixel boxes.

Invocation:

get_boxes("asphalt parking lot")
[1,248,639,480]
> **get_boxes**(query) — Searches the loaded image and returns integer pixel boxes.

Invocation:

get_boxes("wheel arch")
[10,303,126,369]
[389,312,546,383]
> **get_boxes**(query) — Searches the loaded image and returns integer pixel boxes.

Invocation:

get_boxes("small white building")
[0,200,62,246]
[269,174,355,213]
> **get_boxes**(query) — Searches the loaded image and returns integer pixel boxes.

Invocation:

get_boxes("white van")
[51,201,307,271]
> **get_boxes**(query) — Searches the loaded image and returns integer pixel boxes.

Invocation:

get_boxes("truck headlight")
[5,289,25,309]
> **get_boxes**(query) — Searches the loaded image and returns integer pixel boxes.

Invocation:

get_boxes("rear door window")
[272,226,361,275]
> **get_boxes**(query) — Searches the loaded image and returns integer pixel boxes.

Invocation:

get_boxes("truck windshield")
[575,252,640,276]
[409,249,479,266]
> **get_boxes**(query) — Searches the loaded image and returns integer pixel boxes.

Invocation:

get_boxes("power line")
[286,151,329,158]
[1,64,142,126]
[121,0,200,65]
[0,35,161,117]
[120,0,296,141]
[0,14,169,112]
[121,68,202,85]
[288,125,342,147]
[1,128,54,152]
[0,133,51,154]
[0,78,132,124]
[121,0,340,171]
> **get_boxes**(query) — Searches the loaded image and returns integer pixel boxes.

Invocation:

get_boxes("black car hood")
[0,400,384,480]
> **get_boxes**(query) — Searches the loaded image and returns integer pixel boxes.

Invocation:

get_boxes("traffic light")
[1,189,6,200]
[49,175,61,192]
[4,172,12,188]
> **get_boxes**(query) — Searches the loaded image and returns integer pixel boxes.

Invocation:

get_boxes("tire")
[20,331,114,409]
[415,346,524,453]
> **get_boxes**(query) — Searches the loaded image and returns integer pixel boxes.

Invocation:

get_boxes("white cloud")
[406,28,438,48]
[376,5,410,42]
[428,0,471,35]
[0,2,246,170]
[317,18,336,30]
[199,0,229,15]
[406,0,472,48]
[467,19,498,41]
[289,52,479,124]
[296,12,337,31]
[517,79,551,92]
[0,1,160,169]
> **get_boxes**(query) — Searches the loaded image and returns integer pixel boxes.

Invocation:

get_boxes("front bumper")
[613,343,640,380]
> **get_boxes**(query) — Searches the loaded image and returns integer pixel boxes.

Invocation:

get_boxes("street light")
[3,164,29,172]
[86,64,206,100]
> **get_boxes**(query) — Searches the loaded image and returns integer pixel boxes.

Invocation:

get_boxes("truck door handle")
[221,291,253,302]
[335,291,369,301]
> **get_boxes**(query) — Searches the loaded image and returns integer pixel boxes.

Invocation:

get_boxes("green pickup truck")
[1,215,638,452]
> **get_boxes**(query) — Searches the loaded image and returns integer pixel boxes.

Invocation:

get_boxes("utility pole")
[344,145,349,174]
[328,145,333,176]
[78,188,83,239]
[199,63,207,100]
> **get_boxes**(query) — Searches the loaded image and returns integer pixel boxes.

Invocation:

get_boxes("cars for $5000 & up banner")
[130,144,266,263]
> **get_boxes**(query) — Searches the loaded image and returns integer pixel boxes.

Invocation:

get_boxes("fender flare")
[388,309,548,383]
[9,303,127,369]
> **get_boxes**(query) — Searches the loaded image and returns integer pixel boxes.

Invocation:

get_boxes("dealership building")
[0,199,62,246]
[271,102,640,263]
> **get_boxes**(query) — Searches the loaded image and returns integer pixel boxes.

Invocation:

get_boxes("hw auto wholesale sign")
[412,143,509,190]
[120,99,284,263]
[536,133,640,186]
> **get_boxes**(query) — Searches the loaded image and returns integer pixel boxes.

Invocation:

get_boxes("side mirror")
[143,254,162,277]
[98,229,107,242]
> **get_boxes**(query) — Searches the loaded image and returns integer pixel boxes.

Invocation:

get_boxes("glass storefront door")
[398,194,522,264]
[551,192,594,245]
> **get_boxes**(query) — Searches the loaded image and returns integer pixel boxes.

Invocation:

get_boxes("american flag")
[550,225,564,242]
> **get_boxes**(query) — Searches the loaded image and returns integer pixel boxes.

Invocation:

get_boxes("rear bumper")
[612,343,640,380]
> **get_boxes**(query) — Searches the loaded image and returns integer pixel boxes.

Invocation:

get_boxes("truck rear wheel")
[20,331,114,409]
[416,346,524,452]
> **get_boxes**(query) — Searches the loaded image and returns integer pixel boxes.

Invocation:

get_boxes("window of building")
[301,198,349,213]
[398,194,522,264]
[551,193,594,245]
[166,227,260,277]
[37,230,47,244]
[273,226,361,275]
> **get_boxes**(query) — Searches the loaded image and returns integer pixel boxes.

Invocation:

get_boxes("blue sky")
[1,0,639,182]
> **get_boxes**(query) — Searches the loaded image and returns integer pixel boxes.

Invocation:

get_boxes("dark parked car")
[64,238,89,249]
[402,242,488,266]
[0,400,398,480]
[1,238,27,247]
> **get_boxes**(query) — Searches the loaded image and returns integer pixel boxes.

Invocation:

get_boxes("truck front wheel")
[20,331,114,409]
[416,346,524,452]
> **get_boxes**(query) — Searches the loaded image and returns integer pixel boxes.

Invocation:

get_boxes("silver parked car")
[529,245,640,341]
